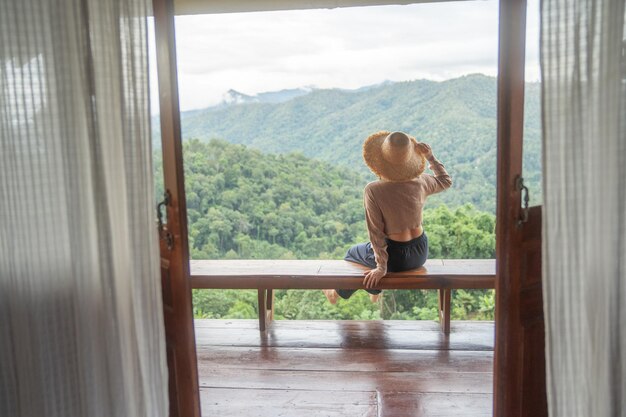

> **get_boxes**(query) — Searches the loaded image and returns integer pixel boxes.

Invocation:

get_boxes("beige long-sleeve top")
[364,157,452,273]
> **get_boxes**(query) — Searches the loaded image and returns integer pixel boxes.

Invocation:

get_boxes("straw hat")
[363,131,427,181]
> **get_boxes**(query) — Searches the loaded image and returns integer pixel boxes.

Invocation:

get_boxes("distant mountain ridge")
[204,81,395,109]
[153,74,541,213]
[217,87,314,107]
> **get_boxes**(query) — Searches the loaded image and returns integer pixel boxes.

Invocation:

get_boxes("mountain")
[255,87,315,104]
[215,84,388,107]
[220,89,257,106]
[216,87,314,108]
[154,75,541,213]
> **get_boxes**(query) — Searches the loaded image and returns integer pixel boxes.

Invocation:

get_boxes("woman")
[323,131,452,304]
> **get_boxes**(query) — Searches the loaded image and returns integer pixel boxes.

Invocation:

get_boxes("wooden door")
[153,0,201,416]
[494,0,547,416]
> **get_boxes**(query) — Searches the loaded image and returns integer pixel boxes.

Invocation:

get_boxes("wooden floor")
[195,320,494,417]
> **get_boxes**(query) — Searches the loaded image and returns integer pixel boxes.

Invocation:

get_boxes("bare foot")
[369,293,382,303]
[323,289,339,305]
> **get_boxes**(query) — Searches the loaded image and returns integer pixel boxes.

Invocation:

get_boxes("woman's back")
[364,173,451,236]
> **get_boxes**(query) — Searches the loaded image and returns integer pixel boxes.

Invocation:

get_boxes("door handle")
[156,190,174,250]
[515,176,530,227]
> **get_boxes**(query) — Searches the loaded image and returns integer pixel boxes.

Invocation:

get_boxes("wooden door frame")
[494,0,530,415]
[153,0,201,416]
[152,1,531,416]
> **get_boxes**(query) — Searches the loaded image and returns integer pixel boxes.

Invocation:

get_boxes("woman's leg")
[322,289,339,304]
[329,235,429,303]
[334,242,382,300]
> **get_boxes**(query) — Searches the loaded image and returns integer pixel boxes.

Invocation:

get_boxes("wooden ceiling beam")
[173,0,468,16]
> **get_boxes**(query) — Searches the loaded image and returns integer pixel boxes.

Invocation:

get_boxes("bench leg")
[266,289,275,322]
[438,289,451,335]
[257,289,275,332]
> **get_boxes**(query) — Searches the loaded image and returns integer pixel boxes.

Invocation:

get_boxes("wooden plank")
[440,259,495,272]
[200,388,377,417]
[189,259,495,290]
[192,260,324,276]
[196,346,493,373]
[316,259,440,275]
[190,274,495,289]
[190,259,493,276]
[199,389,492,417]
[175,0,432,16]
[379,392,492,417]
[195,329,493,351]
[194,320,494,351]
[194,319,493,332]
[197,368,493,394]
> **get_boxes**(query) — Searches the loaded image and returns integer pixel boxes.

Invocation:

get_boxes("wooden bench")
[189,259,495,334]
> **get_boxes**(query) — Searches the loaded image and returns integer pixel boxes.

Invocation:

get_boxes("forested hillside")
[151,75,541,321]
[155,74,542,212]
[154,140,497,321]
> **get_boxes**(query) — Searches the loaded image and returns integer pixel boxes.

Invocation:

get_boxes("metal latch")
[156,190,174,250]
[515,176,529,227]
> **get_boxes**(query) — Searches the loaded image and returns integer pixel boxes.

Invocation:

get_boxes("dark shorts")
[337,233,429,300]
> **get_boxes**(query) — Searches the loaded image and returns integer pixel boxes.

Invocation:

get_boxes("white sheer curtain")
[0,0,168,416]
[541,0,625,416]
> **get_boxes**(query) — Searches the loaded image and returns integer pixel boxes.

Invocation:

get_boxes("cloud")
[149,0,539,113]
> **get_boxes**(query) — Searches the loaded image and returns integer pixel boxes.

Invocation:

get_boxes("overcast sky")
[149,0,539,113]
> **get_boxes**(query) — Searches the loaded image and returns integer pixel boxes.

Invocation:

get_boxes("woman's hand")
[363,268,386,289]
[415,142,434,160]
